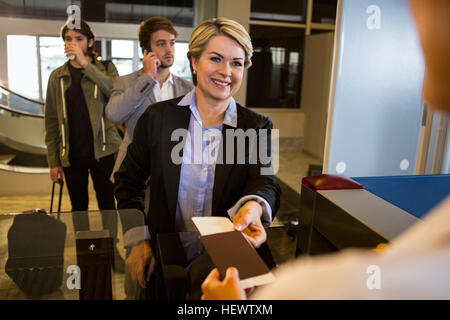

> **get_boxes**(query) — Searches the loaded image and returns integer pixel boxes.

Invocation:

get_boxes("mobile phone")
[142,45,152,55]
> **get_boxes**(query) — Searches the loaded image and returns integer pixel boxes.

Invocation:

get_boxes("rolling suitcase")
[5,179,67,298]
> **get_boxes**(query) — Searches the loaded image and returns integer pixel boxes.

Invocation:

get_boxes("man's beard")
[159,61,173,69]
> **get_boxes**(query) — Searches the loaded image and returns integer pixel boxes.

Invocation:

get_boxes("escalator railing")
[0,84,44,115]
[0,85,47,170]
[0,104,44,119]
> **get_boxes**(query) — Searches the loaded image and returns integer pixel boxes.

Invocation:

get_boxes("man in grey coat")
[105,17,193,178]
[105,16,192,299]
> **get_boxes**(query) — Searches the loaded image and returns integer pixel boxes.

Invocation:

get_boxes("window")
[40,37,66,100]
[6,34,191,107]
[7,35,40,101]
[172,42,192,80]
[110,39,134,76]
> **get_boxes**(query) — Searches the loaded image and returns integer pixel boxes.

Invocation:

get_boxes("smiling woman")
[186,18,253,127]
[114,17,281,299]
[187,18,253,84]
[191,35,245,126]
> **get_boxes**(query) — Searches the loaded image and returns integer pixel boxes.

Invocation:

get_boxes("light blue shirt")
[175,89,272,232]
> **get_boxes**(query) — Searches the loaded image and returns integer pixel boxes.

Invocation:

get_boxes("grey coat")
[105,69,193,176]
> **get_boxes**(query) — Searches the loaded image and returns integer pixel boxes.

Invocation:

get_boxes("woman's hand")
[232,200,267,248]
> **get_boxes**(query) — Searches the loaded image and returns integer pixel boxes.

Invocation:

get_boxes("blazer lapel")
[212,123,236,215]
[173,76,181,97]
[161,101,191,219]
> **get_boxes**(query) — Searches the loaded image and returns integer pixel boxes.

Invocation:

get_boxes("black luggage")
[5,179,67,298]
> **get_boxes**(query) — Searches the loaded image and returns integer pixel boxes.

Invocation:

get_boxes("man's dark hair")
[60,19,97,59]
[138,17,178,50]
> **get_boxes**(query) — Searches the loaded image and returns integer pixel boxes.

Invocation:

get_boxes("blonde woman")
[114,18,280,298]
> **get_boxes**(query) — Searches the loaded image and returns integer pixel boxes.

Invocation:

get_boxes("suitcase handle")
[50,178,64,218]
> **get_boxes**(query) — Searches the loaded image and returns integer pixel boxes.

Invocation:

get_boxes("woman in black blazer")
[114,18,281,294]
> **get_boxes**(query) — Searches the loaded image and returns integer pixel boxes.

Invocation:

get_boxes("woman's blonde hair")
[187,18,253,85]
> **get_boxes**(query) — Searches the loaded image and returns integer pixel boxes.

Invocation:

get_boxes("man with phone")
[105,16,193,179]
[105,16,193,299]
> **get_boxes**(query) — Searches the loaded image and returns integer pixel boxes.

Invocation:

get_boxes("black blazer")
[114,96,281,238]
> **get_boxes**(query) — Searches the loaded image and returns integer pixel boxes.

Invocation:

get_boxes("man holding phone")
[105,16,193,178]
[105,16,193,299]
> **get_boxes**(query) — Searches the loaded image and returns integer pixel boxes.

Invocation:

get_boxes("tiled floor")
[0,151,323,299]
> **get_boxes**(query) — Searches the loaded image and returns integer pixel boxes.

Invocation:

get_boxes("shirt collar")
[159,73,174,87]
[139,69,174,86]
[177,88,237,128]
[166,73,174,85]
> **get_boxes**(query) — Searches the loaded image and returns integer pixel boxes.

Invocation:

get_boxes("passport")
[192,217,275,289]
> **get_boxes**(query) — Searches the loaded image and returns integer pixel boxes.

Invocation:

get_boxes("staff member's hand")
[64,44,89,68]
[50,166,64,183]
[233,200,266,248]
[142,50,161,78]
[201,267,247,300]
[126,240,156,288]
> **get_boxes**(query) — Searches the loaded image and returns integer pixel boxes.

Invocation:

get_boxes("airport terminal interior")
[0,0,449,300]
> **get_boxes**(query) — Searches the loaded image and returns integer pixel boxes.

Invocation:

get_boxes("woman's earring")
[193,70,197,75]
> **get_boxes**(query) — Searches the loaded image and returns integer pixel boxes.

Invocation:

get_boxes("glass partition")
[110,39,134,76]
[324,0,425,177]
[0,209,146,300]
